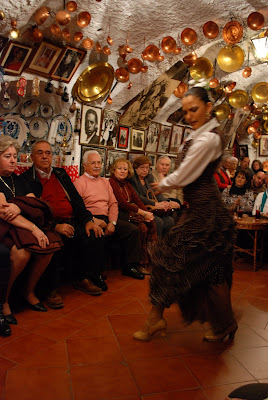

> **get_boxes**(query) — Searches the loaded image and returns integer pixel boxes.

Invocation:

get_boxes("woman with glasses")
[129,156,174,239]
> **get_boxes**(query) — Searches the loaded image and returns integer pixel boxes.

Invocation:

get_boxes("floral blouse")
[222,188,255,213]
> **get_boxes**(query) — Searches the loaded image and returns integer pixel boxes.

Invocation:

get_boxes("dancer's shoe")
[133,318,167,342]
[203,321,238,342]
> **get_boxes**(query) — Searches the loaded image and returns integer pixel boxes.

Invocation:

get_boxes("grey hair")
[31,140,52,154]
[230,157,238,162]
[156,155,171,165]
[0,135,20,154]
[82,150,101,165]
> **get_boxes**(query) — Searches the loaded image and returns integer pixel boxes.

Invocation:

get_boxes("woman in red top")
[109,158,157,274]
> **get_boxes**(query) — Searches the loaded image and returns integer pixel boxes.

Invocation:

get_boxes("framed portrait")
[0,42,32,75]
[170,125,184,153]
[259,136,268,157]
[128,152,145,164]
[80,145,106,177]
[157,125,172,153]
[99,109,120,147]
[27,41,62,76]
[145,122,160,153]
[117,125,130,149]
[51,46,86,83]
[80,105,102,146]
[131,128,145,151]
[146,153,157,172]
[106,149,127,177]
[238,144,249,159]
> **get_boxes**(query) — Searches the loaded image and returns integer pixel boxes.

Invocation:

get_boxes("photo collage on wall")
[79,105,187,177]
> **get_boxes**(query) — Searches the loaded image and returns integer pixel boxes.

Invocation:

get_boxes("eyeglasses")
[35,151,52,156]
[138,165,150,170]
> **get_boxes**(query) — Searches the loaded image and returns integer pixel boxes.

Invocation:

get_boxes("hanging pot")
[55,10,71,26]
[222,20,243,45]
[127,58,142,74]
[62,28,71,41]
[189,57,213,80]
[173,82,188,98]
[77,12,91,28]
[103,46,111,55]
[251,82,268,104]
[74,32,83,42]
[228,90,249,109]
[66,1,77,12]
[82,38,94,50]
[183,51,197,65]
[181,28,197,45]
[143,45,159,62]
[115,67,129,82]
[161,36,176,53]
[51,23,61,37]
[247,12,264,30]
[242,67,252,78]
[31,26,43,42]
[34,6,51,26]
[203,21,219,39]
[214,103,230,121]
[217,45,244,72]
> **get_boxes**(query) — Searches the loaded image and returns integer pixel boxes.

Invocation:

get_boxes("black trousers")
[94,215,141,269]
[0,244,10,304]
[36,220,105,297]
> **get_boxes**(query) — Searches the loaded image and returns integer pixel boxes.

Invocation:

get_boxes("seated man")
[251,170,266,199]
[22,140,106,309]
[74,150,144,280]
[214,156,232,192]
[237,156,254,179]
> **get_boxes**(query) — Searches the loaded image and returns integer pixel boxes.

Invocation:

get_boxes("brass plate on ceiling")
[222,21,243,45]
[72,62,114,103]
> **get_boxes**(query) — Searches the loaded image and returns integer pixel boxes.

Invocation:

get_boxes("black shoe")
[92,275,108,291]
[5,314,17,325]
[28,302,47,312]
[0,313,11,337]
[123,267,145,280]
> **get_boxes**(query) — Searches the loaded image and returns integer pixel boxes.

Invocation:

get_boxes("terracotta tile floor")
[0,259,268,400]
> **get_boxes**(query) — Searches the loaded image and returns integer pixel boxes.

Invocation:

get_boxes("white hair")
[156,155,171,165]
[82,150,101,165]
[230,157,238,162]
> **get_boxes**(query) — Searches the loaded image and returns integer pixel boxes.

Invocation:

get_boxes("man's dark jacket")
[21,166,93,231]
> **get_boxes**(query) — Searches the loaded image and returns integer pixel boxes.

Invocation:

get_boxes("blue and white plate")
[0,112,29,147]
[29,116,49,139]
[49,114,73,145]
[40,104,54,119]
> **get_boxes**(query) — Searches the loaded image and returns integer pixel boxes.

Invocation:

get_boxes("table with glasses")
[234,215,268,271]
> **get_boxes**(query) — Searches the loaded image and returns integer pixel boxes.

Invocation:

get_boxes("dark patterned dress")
[149,133,237,328]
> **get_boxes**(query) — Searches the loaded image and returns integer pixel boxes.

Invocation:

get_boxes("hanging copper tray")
[72,62,114,103]
[222,21,243,45]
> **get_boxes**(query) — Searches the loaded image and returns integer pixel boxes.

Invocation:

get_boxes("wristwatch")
[110,220,117,226]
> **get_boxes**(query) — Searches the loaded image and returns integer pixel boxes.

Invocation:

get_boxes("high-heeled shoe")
[203,321,238,342]
[133,318,167,342]
[5,314,17,325]
[0,307,11,337]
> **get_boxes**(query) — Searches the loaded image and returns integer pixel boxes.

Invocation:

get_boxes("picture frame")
[117,125,130,149]
[99,109,120,147]
[128,152,145,164]
[80,145,106,177]
[0,41,32,75]
[80,105,102,146]
[170,125,184,153]
[51,45,86,83]
[131,128,145,151]
[238,144,249,159]
[157,124,172,153]
[169,155,178,173]
[27,41,62,76]
[145,122,160,153]
[106,149,127,177]
[146,153,157,172]
[259,135,268,157]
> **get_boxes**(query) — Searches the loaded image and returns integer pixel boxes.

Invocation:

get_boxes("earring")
[206,112,211,120]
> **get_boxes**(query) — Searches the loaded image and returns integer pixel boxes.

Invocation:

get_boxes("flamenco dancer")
[134,87,237,342]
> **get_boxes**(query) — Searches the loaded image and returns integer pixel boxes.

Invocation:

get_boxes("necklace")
[0,175,16,197]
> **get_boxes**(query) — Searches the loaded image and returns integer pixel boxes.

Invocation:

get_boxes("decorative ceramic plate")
[20,99,41,118]
[0,93,19,110]
[0,113,29,147]
[40,104,54,119]
[48,114,73,145]
[29,116,49,139]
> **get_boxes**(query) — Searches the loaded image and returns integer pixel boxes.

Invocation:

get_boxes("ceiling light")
[252,35,268,61]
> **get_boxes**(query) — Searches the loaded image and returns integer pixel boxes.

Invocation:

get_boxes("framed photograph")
[128,152,144,164]
[238,144,249,159]
[106,149,127,177]
[259,136,268,157]
[99,109,120,147]
[131,128,145,151]
[27,41,62,76]
[0,42,32,75]
[80,145,106,177]
[51,45,86,83]
[157,125,172,153]
[80,105,102,146]
[183,127,192,141]
[117,125,130,149]
[170,125,184,153]
[146,153,157,172]
[145,122,160,153]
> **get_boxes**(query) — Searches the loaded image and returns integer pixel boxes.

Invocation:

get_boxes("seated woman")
[0,136,62,331]
[129,156,174,238]
[227,156,238,181]
[222,170,254,214]
[109,158,157,275]
[251,159,263,175]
